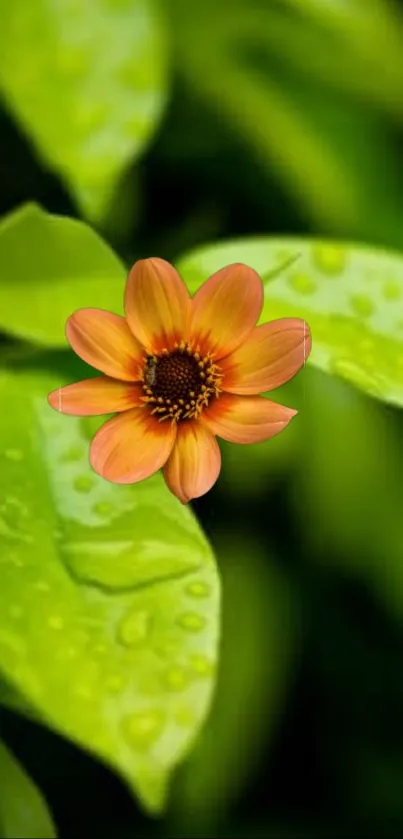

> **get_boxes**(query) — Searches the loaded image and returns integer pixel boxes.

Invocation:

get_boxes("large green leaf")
[0,0,168,221]
[0,368,219,814]
[177,237,403,408]
[0,739,56,838]
[0,204,126,347]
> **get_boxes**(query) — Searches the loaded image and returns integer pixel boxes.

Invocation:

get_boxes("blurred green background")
[1,0,403,837]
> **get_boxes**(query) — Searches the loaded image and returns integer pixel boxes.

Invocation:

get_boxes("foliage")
[0,0,403,836]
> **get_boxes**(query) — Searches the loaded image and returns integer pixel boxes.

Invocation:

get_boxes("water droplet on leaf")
[0,513,33,545]
[93,501,112,517]
[189,654,214,677]
[383,281,401,301]
[62,538,201,591]
[4,449,24,462]
[73,475,94,493]
[349,293,374,318]
[164,667,189,691]
[105,674,125,694]
[154,640,179,659]
[123,710,165,751]
[313,244,346,274]
[288,273,317,295]
[47,615,64,630]
[61,446,83,462]
[35,581,51,592]
[117,609,151,647]
[177,612,206,632]
[185,581,210,598]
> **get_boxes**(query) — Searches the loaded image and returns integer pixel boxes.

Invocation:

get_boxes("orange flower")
[48,259,311,503]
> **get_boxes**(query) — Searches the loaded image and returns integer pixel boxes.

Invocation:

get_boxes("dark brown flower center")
[152,352,202,400]
[141,344,222,422]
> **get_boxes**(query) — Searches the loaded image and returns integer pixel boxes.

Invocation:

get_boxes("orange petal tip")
[47,388,62,412]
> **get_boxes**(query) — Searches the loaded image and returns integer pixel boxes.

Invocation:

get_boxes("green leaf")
[177,236,403,408]
[0,204,126,347]
[0,0,168,221]
[167,0,403,245]
[293,368,403,623]
[255,77,403,246]
[185,58,403,243]
[281,0,403,83]
[0,367,219,814]
[253,1,403,123]
[0,739,56,838]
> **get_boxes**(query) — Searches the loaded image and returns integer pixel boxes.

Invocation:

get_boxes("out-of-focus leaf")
[293,368,395,562]
[0,0,168,221]
[293,368,403,622]
[0,368,219,814]
[177,236,403,408]
[169,0,403,123]
[168,534,298,835]
[182,57,403,242]
[0,739,56,838]
[167,0,403,243]
[281,0,403,77]
[0,204,126,347]
[249,76,403,245]
[251,3,403,122]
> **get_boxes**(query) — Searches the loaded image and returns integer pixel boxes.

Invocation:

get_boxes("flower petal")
[163,422,221,504]
[90,407,176,484]
[189,263,263,360]
[48,378,143,416]
[200,394,297,444]
[66,309,144,381]
[220,319,311,394]
[124,258,190,354]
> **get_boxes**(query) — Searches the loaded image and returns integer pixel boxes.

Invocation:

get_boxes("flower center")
[141,343,222,422]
